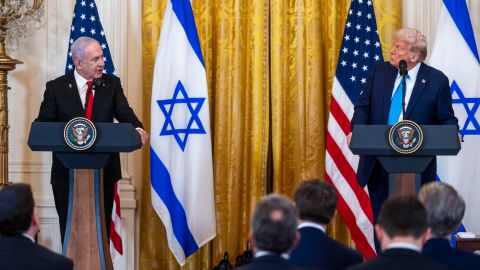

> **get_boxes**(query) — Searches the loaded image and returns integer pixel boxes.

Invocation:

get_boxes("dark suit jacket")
[236,254,297,270]
[290,226,363,270]
[0,235,73,270]
[351,62,458,187]
[423,238,480,270]
[347,248,451,270]
[35,73,143,185]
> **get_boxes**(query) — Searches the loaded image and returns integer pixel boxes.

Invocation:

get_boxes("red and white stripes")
[110,182,123,260]
[325,77,376,259]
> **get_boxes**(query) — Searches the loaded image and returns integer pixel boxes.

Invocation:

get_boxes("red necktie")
[85,81,94,119]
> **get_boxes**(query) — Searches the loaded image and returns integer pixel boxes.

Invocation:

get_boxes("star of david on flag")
[157,80,206,151]
[430,0,480,235]
[450,80,480,136]
[150,0,216,265]
[66,0,115,75]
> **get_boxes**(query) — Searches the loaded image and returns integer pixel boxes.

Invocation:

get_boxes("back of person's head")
[0,183,34,236]
[251,193,298,254]
[418,182,465,238]
[377,195,427,239]
[294,179,337,225]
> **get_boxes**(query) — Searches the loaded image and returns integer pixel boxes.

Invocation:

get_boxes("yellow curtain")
[271,0,402,246]
[141,0,401,269]
[141,0,270,269]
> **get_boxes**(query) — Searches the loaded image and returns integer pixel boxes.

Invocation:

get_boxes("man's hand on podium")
[347,132,352,146]
[136,128,150,146]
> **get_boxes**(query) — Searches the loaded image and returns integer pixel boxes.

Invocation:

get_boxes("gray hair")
[418,182,465,237]
[252,193,298,253]
[70,36,99,61]
[395,28,428,62]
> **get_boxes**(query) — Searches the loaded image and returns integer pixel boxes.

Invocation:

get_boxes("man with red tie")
[35,36,149,243]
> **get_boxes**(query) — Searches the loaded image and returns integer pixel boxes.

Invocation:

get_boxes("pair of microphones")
[84,78,103,109]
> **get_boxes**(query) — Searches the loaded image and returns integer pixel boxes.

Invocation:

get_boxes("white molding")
[9,161,51,173]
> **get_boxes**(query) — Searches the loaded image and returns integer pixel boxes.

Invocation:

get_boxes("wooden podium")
[350,125,460,197]
[28,122,142,270]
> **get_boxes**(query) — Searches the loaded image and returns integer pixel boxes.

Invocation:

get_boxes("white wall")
[8,1,144,269]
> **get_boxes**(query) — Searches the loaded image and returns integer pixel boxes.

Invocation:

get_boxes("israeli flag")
[150,0,216,265]
[430,0,480,234]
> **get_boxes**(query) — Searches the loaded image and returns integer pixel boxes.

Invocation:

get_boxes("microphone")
[399,60,408,76]
[92,78,104,90]
[399,60,408,120]
[84,78,103,111]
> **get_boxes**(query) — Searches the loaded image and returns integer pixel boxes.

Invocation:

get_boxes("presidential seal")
[388,120,423,154]
[64,117,97,150]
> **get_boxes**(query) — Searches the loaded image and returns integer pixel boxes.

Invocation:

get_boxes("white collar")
[386,242,421,252]
[22,233,35,244]
[74,69,90,89]
[298,221,326,233]
[254,250,290,260]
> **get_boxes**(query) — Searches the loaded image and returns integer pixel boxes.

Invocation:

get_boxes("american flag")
[66,0,115,75]
[325,0,383,259]
[65,0,123,260]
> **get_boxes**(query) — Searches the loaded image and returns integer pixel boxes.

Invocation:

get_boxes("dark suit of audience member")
[349,28,457,251]
[35,36,148,242]
[419,182,480,270]
[347,196,449,270]
[0,183,73,270]
[236,194,299,270]
[290,180,362,270]
[237,253,296,270]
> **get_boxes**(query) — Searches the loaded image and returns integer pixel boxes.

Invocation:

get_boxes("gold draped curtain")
[141,0,401,269]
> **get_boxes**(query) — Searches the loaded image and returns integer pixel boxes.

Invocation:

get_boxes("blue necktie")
[388,75,410,125]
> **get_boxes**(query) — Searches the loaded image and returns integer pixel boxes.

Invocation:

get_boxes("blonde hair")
[395,28,428,61]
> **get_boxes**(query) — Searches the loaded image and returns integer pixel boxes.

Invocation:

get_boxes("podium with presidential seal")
[349,121,461,197]
[28,118,142,270]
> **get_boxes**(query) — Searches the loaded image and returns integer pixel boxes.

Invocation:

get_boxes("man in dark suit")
[35,36,149,242]
[290,180,363,269]
[347,196,449,270]
[237,194,299,270]
[419,182,480,270]
[0,183,73,270]
[349,28,458,239]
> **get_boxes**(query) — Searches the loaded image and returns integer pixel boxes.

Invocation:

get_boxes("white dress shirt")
[74,69,94,109]
[298,221,326,233]
[386,242,421,252]
[391,62,421,122]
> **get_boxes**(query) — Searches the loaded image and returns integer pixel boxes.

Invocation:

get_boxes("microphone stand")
[401,72,407,121]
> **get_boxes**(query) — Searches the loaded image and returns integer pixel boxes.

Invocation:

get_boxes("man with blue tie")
[348,28,458,250]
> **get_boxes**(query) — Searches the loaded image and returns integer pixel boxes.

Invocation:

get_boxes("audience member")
[0,183,73,270]
[290,180,363,269]
[237,193,299,270]
[419,182,480,270]
[347,196,449,270]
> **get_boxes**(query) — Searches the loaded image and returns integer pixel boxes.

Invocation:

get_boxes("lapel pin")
[68,83,73,89]
[422,79,426,84]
